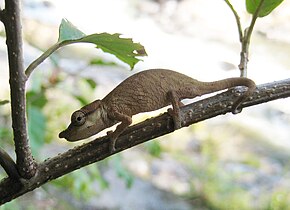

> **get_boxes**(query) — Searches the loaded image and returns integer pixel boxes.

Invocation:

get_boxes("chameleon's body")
[59,69,256,152]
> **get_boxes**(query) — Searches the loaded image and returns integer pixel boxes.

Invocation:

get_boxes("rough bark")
[2,0,37,179]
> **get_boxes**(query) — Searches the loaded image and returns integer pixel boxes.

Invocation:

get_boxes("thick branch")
[1,78,290,204]
[3,0,36,178]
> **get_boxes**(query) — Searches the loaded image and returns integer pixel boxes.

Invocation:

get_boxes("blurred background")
[1,0,290,209]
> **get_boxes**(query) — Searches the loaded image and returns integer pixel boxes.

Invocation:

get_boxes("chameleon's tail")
[198,77,256,113]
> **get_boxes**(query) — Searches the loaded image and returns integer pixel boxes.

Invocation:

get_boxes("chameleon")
[59,69,256,152]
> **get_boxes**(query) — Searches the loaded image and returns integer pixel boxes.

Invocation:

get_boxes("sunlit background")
[1,0,290,209]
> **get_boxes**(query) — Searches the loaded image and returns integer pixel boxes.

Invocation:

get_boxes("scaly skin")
[59,69,256,152]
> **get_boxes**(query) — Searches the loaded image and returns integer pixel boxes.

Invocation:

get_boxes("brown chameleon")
[59,69,256,152]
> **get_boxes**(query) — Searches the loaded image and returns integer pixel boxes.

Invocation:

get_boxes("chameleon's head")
[59,100,112,141]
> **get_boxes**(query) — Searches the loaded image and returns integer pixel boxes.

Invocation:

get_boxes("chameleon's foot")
[167,108,182,130]
[107,131,117,153]
[232,107,242,114]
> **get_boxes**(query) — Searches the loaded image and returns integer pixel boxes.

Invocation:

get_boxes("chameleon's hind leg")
[167,88,200,130]
[167,90,184,130]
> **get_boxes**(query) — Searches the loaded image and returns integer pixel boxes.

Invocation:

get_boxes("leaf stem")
[224,0,265,77]
[224,0,243,42]
[25,40,75,79]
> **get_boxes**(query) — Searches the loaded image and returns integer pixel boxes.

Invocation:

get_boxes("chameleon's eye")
[71,111,86,126]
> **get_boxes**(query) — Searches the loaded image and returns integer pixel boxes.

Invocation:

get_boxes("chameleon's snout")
[58,130,66,139]
[58,128,72,140]
[58,124,81,141]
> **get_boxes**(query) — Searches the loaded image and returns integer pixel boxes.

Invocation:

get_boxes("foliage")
[224,0,284,77]
[267,190,290,210]
[25,19,147,78]
[246,0,284,17]
[59,19,147,69]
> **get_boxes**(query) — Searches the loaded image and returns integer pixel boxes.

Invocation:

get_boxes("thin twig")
[1,77,290,204]
[239,0,265,77]
[224,0,243,42]
[4,0,37,179]
[25,40,73,78]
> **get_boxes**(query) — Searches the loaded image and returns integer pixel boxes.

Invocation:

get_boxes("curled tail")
[198,77,256,113]
[230,78,256,114]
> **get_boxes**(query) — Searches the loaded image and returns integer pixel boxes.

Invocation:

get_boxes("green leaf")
[246,0,284,17]
[58,19,146,68]
[26,19,147,77]
[85,78,97,89]
[80,33,147,69]
[28,106,46,157]
[0,100,9,106]
[58,19,86,42]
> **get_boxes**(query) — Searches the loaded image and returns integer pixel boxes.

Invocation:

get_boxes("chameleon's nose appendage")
[58,124,79,141]
[58,130,66,139]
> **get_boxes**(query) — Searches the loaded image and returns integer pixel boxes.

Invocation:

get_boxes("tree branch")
[3,0,37,179]
[0,148,20,180]
[1,78,290,205]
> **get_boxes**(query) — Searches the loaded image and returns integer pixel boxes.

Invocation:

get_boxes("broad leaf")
[57,19,147,69]
[246,0,284,17]
[26,19,147,77]
[58,19,86,42]
[80,33,147,69]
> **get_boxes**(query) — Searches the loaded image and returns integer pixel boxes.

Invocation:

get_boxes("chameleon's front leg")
[107,110,132,153]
